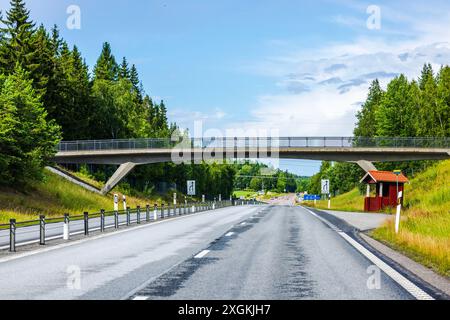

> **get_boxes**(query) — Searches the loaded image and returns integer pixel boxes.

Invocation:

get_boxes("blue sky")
[2,0,450,176]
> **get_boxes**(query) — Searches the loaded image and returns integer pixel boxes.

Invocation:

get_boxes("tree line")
[308,64,450,195]
[0,0,236,199]
[233,161,309,193]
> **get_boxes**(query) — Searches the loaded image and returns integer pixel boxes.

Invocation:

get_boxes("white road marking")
[133,296,149,300]
[194,250,210,259]
[240,222,246,226]
[225,232,235,237]
[303,207,434,300]
[0,209,231,265]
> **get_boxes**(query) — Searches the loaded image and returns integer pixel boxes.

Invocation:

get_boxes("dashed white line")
[194,250,210,259]
[133,296,149,301]
[302,207,434,300]
[225,232,235,237]
[240,222,247,226]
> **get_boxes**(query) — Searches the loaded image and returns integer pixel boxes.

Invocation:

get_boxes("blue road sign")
[304,195,321,201]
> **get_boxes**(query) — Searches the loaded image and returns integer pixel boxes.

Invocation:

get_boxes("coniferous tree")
[436,66,450,137]
[118,57,130,79]
[130,64,143,102]
[0,65,61,186]
[0,0,43,86]
[93,42,118,81]
[354,79,384,137]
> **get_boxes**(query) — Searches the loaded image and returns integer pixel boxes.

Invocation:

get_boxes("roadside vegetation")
[307,160,450,277]
[0,170,184,225]
[304,188,367,213]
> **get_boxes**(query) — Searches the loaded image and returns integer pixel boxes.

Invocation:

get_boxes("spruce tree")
[0,0,37,74]
[130,64,143,101]
[93,42,118,81]
[419,63,434,91]
[354,79,384,137]
[0,65,61,186]
[118,57,130,79]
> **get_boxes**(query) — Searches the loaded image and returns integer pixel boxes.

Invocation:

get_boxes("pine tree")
[419,63,434,91]
[354,79,384,137]
[436,66,450,137]
[93,42,118,81]
[118,57,130,79]
[130,64,143,101]
[49,24,62,56]
[375,75,417,137]
[0,0,37,74]
[0,65,61,186]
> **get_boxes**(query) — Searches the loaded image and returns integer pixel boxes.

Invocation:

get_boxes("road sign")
[187,180,196,196]
[321,179,330,195]
[304,195,321,201]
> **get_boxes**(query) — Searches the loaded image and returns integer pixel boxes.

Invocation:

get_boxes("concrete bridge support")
[356,160,378,172]
[101,162,137,195]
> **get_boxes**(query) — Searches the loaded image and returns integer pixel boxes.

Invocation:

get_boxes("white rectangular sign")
[321,179,330,195]
[187,180,196,196]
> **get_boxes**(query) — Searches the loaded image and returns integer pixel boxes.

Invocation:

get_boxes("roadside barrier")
[1,199,264,252]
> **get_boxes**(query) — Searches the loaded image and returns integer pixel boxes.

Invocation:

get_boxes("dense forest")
[233,161,309,193]
[308,64,450,195]
[0,0,237,198]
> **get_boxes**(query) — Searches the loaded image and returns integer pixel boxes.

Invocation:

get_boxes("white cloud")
[234,1,450,138]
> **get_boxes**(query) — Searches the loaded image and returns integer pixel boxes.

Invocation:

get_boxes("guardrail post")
[114,210,119,229]
[153,204,158,220]
[137,206,141,224]
[84,212,89,236]
[146,205,150,222]
[100,210,105,232]
[9,219,16,252]
[63,214,70,240]
[161,204,165,219]
[126,207,131,225]
[39,215,46,245]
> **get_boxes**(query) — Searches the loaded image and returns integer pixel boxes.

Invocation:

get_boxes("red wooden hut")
[360,171,409,212]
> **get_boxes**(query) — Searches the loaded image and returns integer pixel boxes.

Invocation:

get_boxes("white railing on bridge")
[57,137,450,152]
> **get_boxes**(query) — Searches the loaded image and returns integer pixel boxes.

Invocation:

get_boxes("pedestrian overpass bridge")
[53,137,450,195]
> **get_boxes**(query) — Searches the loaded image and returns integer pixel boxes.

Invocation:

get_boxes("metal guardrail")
[3,199,263,252]
[56,137,450,152]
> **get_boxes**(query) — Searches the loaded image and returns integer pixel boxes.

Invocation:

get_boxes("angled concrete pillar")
[356,160,377,173]
[101,162,136,195]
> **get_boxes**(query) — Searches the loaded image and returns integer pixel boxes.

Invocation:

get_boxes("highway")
[0,204,431,300]
[0,205,211,250]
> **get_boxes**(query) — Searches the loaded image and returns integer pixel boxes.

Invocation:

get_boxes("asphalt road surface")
[0,205,428,300]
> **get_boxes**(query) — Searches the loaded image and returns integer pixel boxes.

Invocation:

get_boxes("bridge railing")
[57,137,450,152]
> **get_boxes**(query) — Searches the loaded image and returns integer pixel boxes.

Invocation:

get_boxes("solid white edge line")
[194,250,210,259]
[302,207,434,301]
[133,296,149,301]
[225,232,235,237]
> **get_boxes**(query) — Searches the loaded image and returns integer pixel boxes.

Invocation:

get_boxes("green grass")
[0,170,156,225]
[233,190,259,199]
[304,160,450,277]
[304,188,369,212]
[372,160,450,276]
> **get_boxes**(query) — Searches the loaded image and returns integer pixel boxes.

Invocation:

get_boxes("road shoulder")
[359,232,450,297]
[305,206,449,300]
